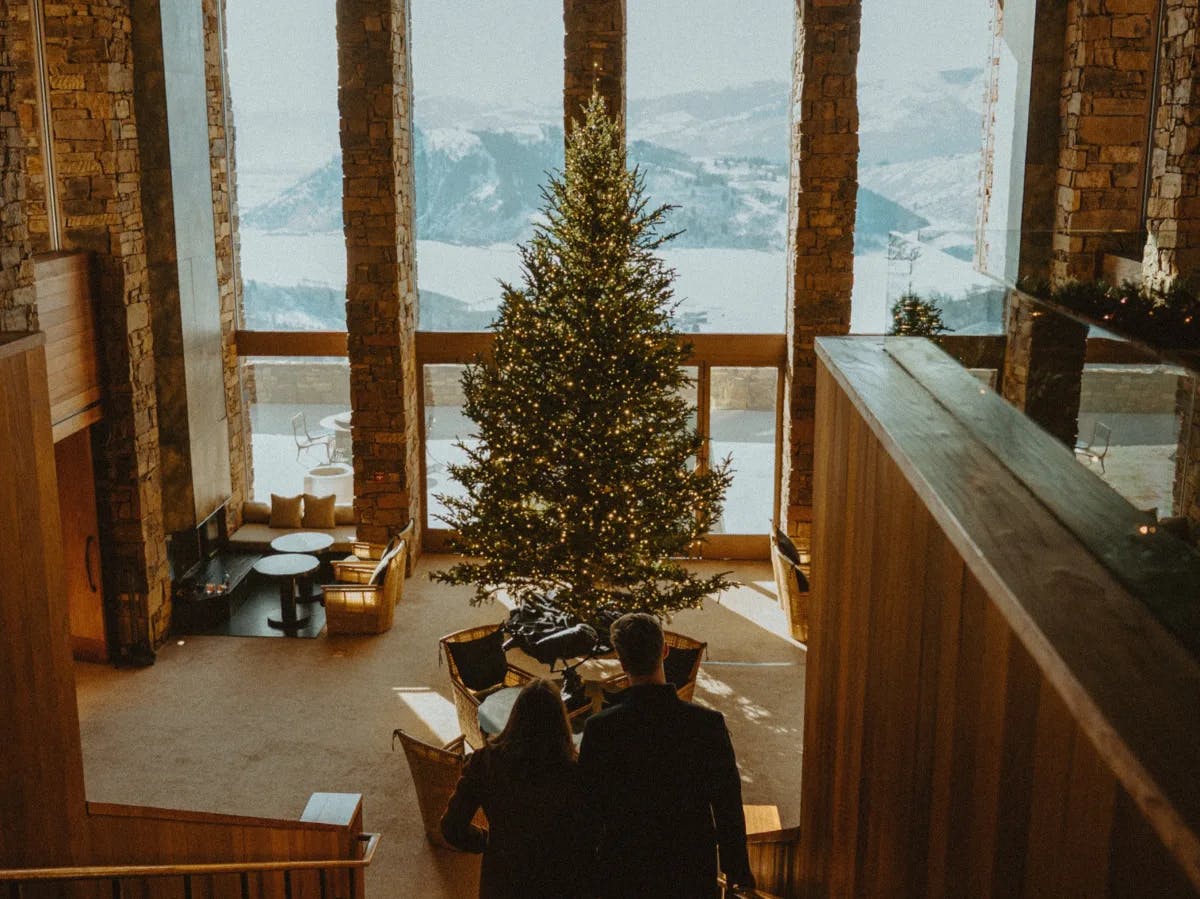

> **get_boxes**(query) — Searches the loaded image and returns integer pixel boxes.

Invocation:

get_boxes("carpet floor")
[73,556,806,898]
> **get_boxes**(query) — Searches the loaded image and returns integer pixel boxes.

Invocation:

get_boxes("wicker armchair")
[598,630,707,704]
[392,729,487,849]
[770,528,810,644]
[331,520,416,585]
[322,541,404,634]
[440,623,536,749]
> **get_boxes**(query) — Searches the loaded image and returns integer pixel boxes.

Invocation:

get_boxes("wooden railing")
[0,833,379,899]
[718,825,803,898]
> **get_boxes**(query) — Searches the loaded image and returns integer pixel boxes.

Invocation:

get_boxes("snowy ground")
[251,402,775,534]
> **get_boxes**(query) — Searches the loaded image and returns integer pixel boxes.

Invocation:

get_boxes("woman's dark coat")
[440,744,590,899]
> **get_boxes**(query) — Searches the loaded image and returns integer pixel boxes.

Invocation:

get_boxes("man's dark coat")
[579,683,755,899]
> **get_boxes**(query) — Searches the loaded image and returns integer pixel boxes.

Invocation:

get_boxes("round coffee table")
[270,533,334,603]
[254,553,320,633]
[270,531,335,555]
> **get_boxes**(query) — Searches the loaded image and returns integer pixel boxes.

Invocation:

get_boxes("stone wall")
[41,0,170,653]
[1002,298,1088,446]
[1052,0,1158,282]
[0,5,38,331]
[563,0,625,134]
[1144,0,1200,288]
[7,0,53,255]
[783,0,860,540]
[337,0,421,547]
[202,0,249,533]
[245,359,350,407]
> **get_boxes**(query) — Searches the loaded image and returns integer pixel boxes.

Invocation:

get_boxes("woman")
[441,678,591,899]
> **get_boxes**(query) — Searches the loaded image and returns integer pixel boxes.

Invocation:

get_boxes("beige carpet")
[73,557,806,898]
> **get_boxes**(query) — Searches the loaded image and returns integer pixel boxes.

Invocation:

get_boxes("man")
[579,613,757,898]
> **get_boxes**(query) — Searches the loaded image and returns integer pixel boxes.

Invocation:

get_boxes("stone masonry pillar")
[0,3,38,331]
[1052,0,1158,281]
[783,0,860,542]
[563,0,625,135]
[1144,0,1200,288]
[1005,0,1156,448]
[42,0,170,654]
[337,0,421,548]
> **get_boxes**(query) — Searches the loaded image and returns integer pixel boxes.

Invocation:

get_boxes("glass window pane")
[242,357,351,501]
[425,365,474,528]
[710,367,778,534]
[226,0,346,331]
[627,1,791,333]
[852,0,1001,335]
[1076,364,1193,520]
[410,1,562,331]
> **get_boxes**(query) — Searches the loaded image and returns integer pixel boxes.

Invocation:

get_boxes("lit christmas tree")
[433,95,732,624]
[889,291,950,336]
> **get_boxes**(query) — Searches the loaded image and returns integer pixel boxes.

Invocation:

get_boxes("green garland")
[1017,276,1200,349]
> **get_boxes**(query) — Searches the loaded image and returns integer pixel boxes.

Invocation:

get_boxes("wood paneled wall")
[0,332,89,866]
[34,252,101,442]
[799,337,1200,898]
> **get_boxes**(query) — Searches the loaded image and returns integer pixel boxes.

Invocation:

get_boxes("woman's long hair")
[492,678,576,779]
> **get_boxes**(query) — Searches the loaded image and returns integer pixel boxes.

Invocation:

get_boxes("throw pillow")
[269,494,303,529]
[242,501,270,524]
[446,629,507,692]
[775,526,810,592]
[368,538,403,586]
[774,526,801,565]
[664,646,702,690]
[302,493,336,529]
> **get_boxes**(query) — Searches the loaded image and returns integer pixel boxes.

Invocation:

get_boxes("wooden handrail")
[0,832,380,882]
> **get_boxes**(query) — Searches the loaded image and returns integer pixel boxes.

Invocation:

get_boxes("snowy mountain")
[244,125,925,251]
[246,71,982,245]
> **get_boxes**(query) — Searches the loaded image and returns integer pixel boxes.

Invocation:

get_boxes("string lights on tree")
[889,291,950,337]
[432,94,732,624]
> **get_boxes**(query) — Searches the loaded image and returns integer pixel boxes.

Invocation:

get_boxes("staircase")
[0,833,378,899]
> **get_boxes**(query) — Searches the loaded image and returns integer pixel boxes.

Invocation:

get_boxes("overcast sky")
[225,0,992,170]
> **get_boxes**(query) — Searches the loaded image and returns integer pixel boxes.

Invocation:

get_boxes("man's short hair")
[610,613,664,677]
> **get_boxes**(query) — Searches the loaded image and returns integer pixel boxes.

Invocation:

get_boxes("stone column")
[6,0,55,255]
[0,3,38,331]
[1017,0,1070,280]
[1005,0,1155,449]
[1002,2,1086,448]
[1144,0,1200,288]
[783,0,860,542]
[1052,0,1158,282]
[1001,298,1088,446]
[42,0,170,654]
[337,0,421,548]
[563,0,625,134]
[202,0,251,532]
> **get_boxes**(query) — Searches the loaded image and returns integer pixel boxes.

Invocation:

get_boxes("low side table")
[270,532,335,603]
[254,553,320,633]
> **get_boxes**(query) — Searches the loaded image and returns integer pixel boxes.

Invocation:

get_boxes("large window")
[225,0,344,331]
[853,0,1001,334]
[242,356,351,502]
[410,0,563,330]
[627,0,792,333]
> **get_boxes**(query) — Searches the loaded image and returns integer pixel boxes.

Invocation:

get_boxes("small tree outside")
[889,290,950,336]
[432,95,732,625]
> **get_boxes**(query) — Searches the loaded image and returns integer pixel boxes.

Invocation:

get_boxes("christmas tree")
[433,95,732,624]
[889,291,950,336]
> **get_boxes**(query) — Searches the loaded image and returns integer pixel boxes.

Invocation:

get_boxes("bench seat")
[229,501,357,554]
